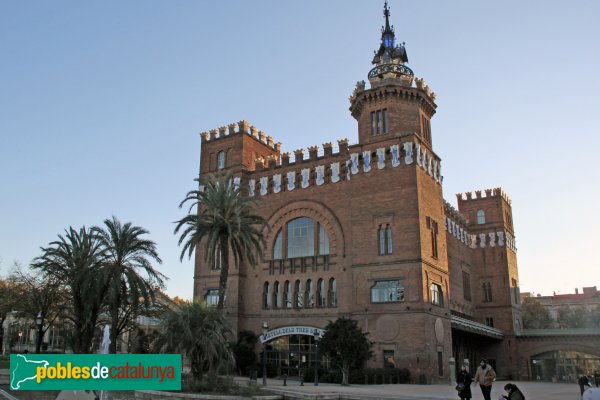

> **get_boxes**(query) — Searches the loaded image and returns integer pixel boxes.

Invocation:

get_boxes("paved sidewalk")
[258,378,582,400]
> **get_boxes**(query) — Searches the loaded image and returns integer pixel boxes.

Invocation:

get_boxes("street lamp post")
[313,328,320,386]
[17,330,23,352]
[262,321,269,386]
[35,312,43,354]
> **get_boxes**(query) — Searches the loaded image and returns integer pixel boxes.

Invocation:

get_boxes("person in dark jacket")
[502,383,525,400]
[456,366,472,400]
[580,375,591,396]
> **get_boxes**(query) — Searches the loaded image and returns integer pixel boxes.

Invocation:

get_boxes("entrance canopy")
[451,316,503,339]
[260,325,325,344]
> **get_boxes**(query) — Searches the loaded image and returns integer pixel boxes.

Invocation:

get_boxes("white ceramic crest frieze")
[362,150,371,172]
[273,174,281,193]
[376,148,386,169]
[350,153,359,174]
[479,233,486,248]
[331,162,340,183]
[248,179,255,196]
[301,168,310,188]
[403,142,413,164]
[315,165,325,186]
[259,177,268,196]
[497,231,505,246]
[286,171,295,191]
[390,145,400,167]
[233,177,240,190]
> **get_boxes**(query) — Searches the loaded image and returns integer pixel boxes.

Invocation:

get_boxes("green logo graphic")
[9,354,181,390]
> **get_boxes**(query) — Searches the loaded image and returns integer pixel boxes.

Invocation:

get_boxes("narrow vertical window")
[305,279,314,308]
[462,271,472,301]
[273,229,283,260]
[295,280,303,308]
[263,282,270,309]
[386,224,392,255]
[284,281,291,308]
[483,282,493,302]
[430,220,439,259]
[485,317,494,327]
[217,151,225,170]
[378,225,385,255]
[317,279,325,307]
[377,110,383,134]
[318,224,330,255]
[383,109,388,133]
[273,281,280,308]
[328,278,337,307]
[371,111,376,135]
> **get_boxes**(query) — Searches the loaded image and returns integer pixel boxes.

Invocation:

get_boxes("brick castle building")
[193,3,522,383]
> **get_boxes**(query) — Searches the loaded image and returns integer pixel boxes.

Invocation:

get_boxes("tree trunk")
[217,235,229,309]
[109,300,119,353]
[35,324,44,354]
[342,360,350,386]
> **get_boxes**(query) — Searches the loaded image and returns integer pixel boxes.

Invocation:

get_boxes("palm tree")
[156,301,234,378]
[32,227,107,353]
[93,216,165,354]
[174,173,267,309]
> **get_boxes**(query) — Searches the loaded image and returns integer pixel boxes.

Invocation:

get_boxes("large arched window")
[477,209,486,225]
[272,217,330,259]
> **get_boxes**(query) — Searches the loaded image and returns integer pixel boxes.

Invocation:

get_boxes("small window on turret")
[477,209,486,225]
[217,151,225,169]
[371,109,389,135]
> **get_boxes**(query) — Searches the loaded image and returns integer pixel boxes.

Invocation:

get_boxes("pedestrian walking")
[580,374,592,396]
[473,359,495,400]
[456,365,472,400]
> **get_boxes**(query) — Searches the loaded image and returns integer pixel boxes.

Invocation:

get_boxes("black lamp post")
[313,328,320,386]
[35,312,43,354]
[262,321,268,386]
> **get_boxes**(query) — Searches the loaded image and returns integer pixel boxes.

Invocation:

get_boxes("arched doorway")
[530,350,600,382]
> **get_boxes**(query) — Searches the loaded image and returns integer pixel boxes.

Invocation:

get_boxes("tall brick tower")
[456,188,521,373]
[347,2,451,382]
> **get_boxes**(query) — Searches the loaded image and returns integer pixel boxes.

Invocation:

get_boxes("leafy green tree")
[175,173,267,309]
[32,226,108,353]
[12,265,65,353]
[319,317,373,386]
[557,306,589,328]
[521,297,553,329]
[0,274,24,354]
[155,302,234,379]
[93,216,165,354]
[232,330,258,375]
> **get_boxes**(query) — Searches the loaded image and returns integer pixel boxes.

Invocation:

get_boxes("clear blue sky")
[1,1,599,300]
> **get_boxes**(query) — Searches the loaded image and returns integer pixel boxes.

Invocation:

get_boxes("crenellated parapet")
[443,199,516,252]
[456,187,511,205]
[199,120,282,153]
[223,137,443,200]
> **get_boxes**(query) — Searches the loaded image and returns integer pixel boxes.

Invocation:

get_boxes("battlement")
[444,200,467,225]
[254,139,354,169]
[199,120,282,152]
[455,187,511,205]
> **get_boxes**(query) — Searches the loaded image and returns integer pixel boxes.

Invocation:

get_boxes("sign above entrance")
[260,326,325,344]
